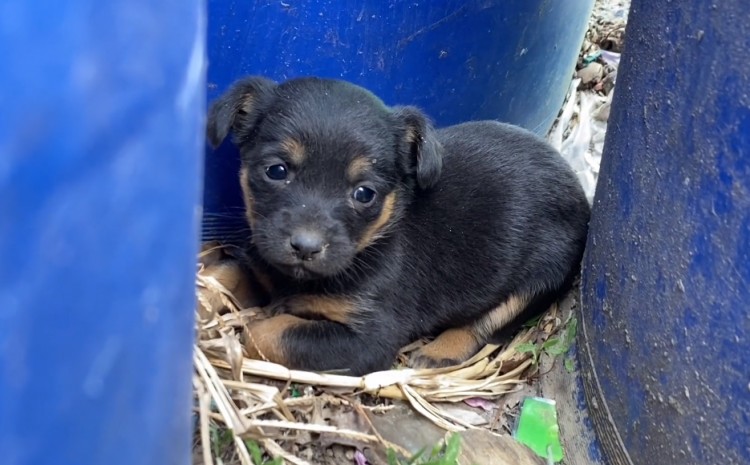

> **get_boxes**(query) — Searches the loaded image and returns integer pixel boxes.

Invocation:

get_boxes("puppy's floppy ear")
[206,76,277,148]
[392,106,443,189]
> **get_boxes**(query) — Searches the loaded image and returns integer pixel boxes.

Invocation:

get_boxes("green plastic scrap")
[583,50,602,64]
[513,397,564,464]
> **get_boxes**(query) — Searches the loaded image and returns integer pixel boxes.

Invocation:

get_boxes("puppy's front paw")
[407,328,481,369]
[263,294,357,324]
[244,314,306,364]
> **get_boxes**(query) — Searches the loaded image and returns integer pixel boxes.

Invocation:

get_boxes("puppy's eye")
[353,186,376,204]
[265,164,288,181]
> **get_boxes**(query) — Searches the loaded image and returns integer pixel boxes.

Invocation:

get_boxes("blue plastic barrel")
[202,0,594,241]
[580,1,750,464]
[0,1,204,464]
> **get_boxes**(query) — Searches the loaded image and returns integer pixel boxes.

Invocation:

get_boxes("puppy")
[205,76,590,376]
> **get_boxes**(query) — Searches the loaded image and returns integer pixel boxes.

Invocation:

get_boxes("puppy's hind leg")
[409,293,549,369]
[408,326,483,369]
[472,293,545,344]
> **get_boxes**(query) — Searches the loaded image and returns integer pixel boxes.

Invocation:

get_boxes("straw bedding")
[192,243,567,464]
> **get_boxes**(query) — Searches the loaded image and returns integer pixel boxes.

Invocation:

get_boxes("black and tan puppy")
[206,76,590,376]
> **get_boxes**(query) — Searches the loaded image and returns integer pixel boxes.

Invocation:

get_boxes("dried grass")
[192,244,563,464]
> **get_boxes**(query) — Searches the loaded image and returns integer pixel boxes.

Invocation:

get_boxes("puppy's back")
[433,121,589,230]
[401,121,589,318]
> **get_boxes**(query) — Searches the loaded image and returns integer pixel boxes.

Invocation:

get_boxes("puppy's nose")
[290,230,324,261]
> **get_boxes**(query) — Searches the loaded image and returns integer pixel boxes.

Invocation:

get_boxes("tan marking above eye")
[279,138,306,165]
[404,126,419,144]
[240,94,255,114]
[346,156,372,181]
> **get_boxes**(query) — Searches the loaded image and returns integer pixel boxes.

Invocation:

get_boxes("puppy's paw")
[407,328,481,370]
[408,353,464,369]
[200,259,263,310]
[264,294,357,325]
[244,314,306,364]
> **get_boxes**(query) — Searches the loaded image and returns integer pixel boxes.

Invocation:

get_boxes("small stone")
[452,429,547,465]
[345,449,355,460]
[577,62,604,84]
[594,101,611,121]
[602,70,617,94]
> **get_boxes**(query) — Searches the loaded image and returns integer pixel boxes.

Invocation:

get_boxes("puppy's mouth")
[278,262,326,281]
[267,252,355,281]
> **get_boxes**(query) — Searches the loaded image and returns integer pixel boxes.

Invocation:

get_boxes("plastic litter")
[354,449,368,465]
[513,397,563,464]
[547,0,628,204]
[463,397,496,412]
[583,50,602,64]
[548,60,619,204]
[600,50,621,67]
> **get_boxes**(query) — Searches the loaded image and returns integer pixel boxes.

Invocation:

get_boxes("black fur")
[207,76,591,376]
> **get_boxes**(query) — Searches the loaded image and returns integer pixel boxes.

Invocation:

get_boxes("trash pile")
[548,0,630,204]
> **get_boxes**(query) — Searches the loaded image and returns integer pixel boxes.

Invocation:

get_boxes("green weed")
[517,317,578,365]
[387,433,469,465]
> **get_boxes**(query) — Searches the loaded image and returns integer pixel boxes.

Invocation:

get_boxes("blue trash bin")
[0,1,205,464]
[202,0,595,241]
[580,1,750,464]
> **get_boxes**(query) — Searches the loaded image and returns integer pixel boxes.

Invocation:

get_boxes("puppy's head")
[207,76,443,280]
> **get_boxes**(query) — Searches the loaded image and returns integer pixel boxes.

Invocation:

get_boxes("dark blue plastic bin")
[202,0,595,241]
[0,1,205,465]
[580,1,750,464]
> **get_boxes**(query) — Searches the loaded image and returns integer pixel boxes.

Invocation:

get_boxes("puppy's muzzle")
[289,229,325,261]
